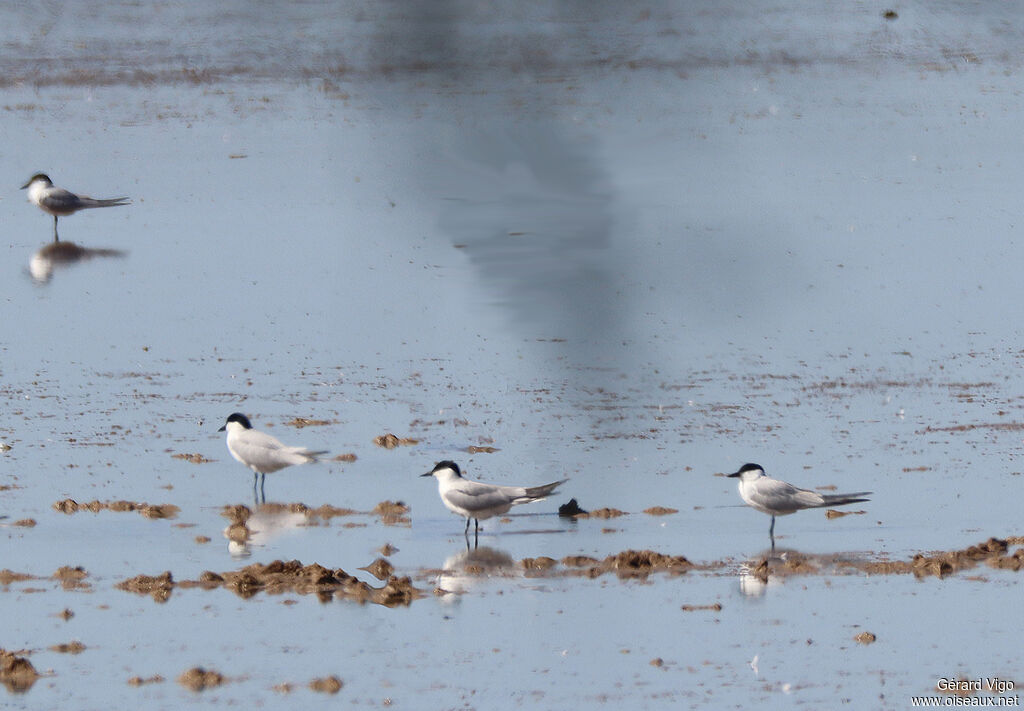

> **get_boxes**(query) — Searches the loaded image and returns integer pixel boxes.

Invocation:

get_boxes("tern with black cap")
[422,460,568,542]
[727,463,871,549]
[219,413,327,501]
[21,173,130,242]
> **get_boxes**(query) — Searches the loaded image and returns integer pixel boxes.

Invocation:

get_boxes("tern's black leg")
[259,473,266,504]
[464,517,471,535]
[769,516,776,553]
[252,472,266,505]
[53,216,59,243]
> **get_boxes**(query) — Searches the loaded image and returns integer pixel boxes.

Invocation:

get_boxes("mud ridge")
[178,667,225,692]
[118,560,422,606]
[520,550,694,580]
[53,499,180,519]
[0,649,38,693]
[745,536,1024,582]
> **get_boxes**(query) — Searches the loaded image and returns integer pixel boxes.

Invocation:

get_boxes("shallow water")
[1,1,1024,709]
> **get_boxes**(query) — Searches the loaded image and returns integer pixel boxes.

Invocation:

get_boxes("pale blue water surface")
[0,1,1023,709]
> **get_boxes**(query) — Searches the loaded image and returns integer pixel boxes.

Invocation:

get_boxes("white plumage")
[219,413,326,499]
[21,173,130,242]
[728,463,871,549]
[422,460,567,538]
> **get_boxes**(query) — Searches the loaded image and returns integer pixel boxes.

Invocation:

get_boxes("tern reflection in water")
[436,545,518,601]
[224,504,309,558]
[29,242,126,284]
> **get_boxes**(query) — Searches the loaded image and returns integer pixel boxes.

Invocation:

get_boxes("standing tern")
[219,413,327,501]
[21,173,130,242]
[727,463,871,550]
[422,460,568,542]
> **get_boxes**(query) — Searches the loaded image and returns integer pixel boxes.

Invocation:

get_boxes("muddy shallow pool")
[1,2,1024,709]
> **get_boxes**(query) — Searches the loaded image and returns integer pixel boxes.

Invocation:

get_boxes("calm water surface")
[0,2,1023,709]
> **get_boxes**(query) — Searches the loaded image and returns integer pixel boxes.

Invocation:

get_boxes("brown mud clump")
[644,506,678,516]
[117,572,174,603]
[53,566,90,591]
[172,453,212,464]
[53,499,80,514]
[379,576,419,606]
[521,556,558,571]
[221,504,252,542]
[854,631,877,645]
[13,519,36,527]
[221,504,252,523]
[178,667,225,692]
[0,570,34,586]
[309,675,343,694]
[140,504,180,519]
[825,508,866,519]
[611,550,692,578]
[49,641,86,654]
[752,558,770,583]
[127,674,165,686]
[225,521,251,543]
[466,445,499,453]
[373,433,419,449]
[52,498,179,519]
[333,453,358,462]
[286,417,331,428]
[360,558,394,581]
[554,551,692,579]
[175,560,423,607]
[0,649,39,693]
[575,508,626,519]
[681,603,723,612]
[742,536,1024,583]
[306,504,360,520]
[373,500,410,526]
[854,537,1013,579]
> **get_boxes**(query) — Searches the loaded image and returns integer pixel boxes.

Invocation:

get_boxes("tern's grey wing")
[747,477,826,512]
[238,429,289,452]
[229,431,318,473]
[445,480,519,512]
[39,188,85,213]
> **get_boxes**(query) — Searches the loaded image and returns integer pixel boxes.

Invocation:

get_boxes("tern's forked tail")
[300,449,329,462]
[819,491,872,507]
[82,196,131,209]
[523,478,569,501]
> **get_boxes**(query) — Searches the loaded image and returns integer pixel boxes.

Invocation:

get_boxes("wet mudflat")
[2,1,1024,709]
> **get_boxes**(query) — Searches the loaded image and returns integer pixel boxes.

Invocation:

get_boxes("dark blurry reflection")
[224,503,308,559]
[29,241,126,284]
[437,126,616,341]
[437,545,517,599]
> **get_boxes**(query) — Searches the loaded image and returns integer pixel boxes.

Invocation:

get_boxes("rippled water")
[1,2,1024,709]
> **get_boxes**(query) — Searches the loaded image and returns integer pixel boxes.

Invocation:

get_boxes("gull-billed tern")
[422,460,568,540]
[219,413,327,501]
[727,463,871,549]
[21,173,130,242]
